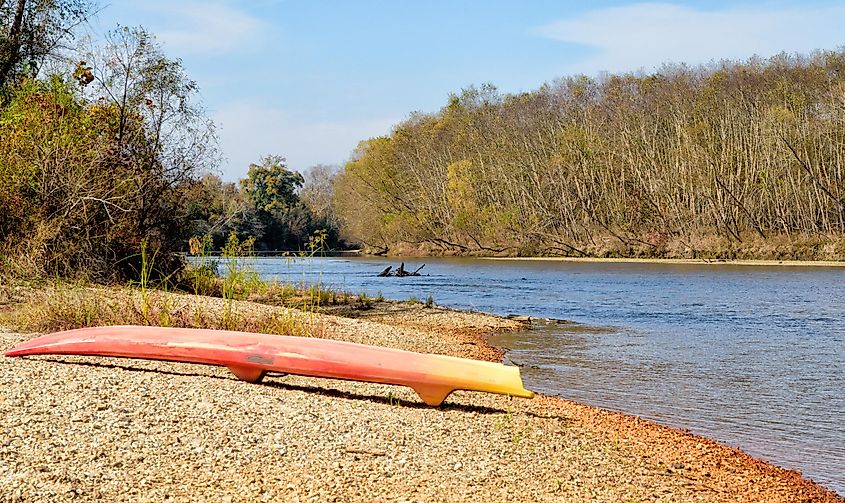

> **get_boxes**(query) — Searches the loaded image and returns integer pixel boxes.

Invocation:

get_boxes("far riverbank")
[482,256,845,267]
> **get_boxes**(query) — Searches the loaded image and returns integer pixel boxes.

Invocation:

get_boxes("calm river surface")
[253,256,844,494]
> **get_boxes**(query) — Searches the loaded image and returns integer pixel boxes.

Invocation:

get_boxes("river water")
[252,256,844,494]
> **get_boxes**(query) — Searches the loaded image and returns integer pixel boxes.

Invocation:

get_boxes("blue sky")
[93,1,845,180]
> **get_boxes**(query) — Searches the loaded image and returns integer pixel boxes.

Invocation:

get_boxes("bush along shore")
[0,276,842,501]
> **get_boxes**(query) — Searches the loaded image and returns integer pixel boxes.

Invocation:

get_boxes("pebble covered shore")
[1,299,842,502]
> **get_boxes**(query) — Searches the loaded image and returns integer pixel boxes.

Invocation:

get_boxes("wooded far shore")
[335,51,845,263]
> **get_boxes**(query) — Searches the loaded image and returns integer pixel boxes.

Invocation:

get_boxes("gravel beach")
[1,297,842,502]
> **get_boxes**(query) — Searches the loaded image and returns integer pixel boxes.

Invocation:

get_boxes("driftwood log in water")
[377,263,425,277]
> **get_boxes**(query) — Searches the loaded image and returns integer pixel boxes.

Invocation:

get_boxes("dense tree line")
[0,2,343,281]
[335,51,845,259]
[183,158,343,252]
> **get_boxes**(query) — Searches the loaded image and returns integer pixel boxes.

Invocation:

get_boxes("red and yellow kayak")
[4,325,534,406]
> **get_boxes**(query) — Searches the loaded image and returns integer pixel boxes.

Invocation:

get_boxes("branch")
[712,172,766,239]
[780,134,844,210]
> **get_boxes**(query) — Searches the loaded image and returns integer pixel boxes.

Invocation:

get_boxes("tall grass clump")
[132,239,157,323]
[425,295,435,308]
[185,235,219,296]
[219,234,262,330]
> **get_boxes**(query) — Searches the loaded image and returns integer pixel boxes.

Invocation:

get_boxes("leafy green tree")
[240,155,308,250]
[181,173,261,248]
[0,76,136,276]
[241,155,304,213]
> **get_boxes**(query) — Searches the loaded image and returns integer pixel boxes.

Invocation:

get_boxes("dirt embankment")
[1,297,842,502]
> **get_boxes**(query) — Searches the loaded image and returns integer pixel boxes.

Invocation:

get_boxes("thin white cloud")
[141,2,265,56]
[213,102,398,181]
[537,3,845,74]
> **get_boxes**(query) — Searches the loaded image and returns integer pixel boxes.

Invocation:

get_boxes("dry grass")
[176,251,378,313]
[0,283,325,338]
[0,238,378,340]
[248,280,382,312]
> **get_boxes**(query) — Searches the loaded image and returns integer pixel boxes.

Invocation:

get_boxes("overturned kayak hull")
[4,325,534,406]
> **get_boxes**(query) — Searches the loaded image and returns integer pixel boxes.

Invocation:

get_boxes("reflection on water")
[252,256,845,494]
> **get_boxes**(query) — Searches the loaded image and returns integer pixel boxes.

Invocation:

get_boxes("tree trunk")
[0,0,27,88]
